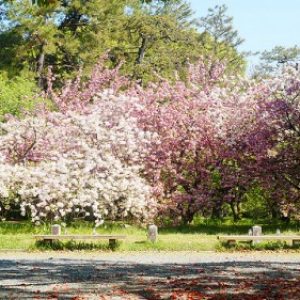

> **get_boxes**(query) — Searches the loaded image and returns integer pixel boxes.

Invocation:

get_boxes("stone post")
[51,224,61,235]
[148,224,158,242]
[252,225,262,245]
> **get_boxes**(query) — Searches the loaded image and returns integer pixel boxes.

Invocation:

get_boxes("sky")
[189,0,300,68]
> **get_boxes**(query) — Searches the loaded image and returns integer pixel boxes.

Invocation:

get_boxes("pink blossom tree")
[248,68,300,220]
[127,61,275,223]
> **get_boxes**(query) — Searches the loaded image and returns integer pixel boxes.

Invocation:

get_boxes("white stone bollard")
[252,225,262,245]
[276,229,281,235]
[51,224,61,235]
[252,225,262,236]
[148,224,158,242]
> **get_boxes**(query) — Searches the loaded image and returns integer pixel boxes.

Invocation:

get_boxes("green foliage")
[1,0,129,84]
[120,11,199,83]
[198,5,246,74]
[0,73,41,120]
[253,45,300,77]
[199,4,244,48]
[241,187,269,220]
[0,29,25,77]
[1,0,246,86]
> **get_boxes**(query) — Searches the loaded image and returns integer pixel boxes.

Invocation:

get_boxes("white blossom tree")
[0,90,157,225]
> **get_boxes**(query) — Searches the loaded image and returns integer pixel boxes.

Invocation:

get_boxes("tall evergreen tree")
[0,0,246,86]
[252,45,300,77]
[197,4,246,74]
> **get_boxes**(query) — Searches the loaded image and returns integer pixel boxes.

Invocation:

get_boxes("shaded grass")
[34,239,112,251]
[162,218,300,235]
[218,240,300,251]
[0,219,299,252]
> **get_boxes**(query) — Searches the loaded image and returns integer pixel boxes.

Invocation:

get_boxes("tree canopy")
[0,1,245,87]
[253,45,300,77]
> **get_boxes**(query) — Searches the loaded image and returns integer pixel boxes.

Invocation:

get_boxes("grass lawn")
[0,219,299,251]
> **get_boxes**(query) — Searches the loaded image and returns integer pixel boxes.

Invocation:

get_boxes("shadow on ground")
[0,258,299,299]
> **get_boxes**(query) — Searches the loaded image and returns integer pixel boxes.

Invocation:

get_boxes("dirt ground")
[0,251,299,300]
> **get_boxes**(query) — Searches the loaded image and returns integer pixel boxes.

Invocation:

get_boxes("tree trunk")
[180,202,195,225]
[230,202,240,222]
[237,201,241,217]
[211,202,223,219]
[136,35,147,65]
[270,203,280,220]
[182,211,194,225]
[37,45,45,89]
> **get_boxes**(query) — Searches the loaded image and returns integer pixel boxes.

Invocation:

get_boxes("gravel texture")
[0,251,299,299]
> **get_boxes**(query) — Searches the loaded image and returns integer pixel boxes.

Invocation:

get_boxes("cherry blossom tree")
[126,61,274,223]
[1,57,299,225]
[249,67,300,221]
[0,62,156,225]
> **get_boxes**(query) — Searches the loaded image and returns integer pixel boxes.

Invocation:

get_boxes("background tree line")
[0,0,245,88]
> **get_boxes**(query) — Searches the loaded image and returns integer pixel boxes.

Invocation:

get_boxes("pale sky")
[189,0,300,67]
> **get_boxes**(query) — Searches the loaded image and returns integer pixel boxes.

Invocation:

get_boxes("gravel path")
[0,251,299,299]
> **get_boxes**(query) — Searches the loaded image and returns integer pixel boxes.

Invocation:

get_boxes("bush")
[0,73,41,120]
[35,239,120,251]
